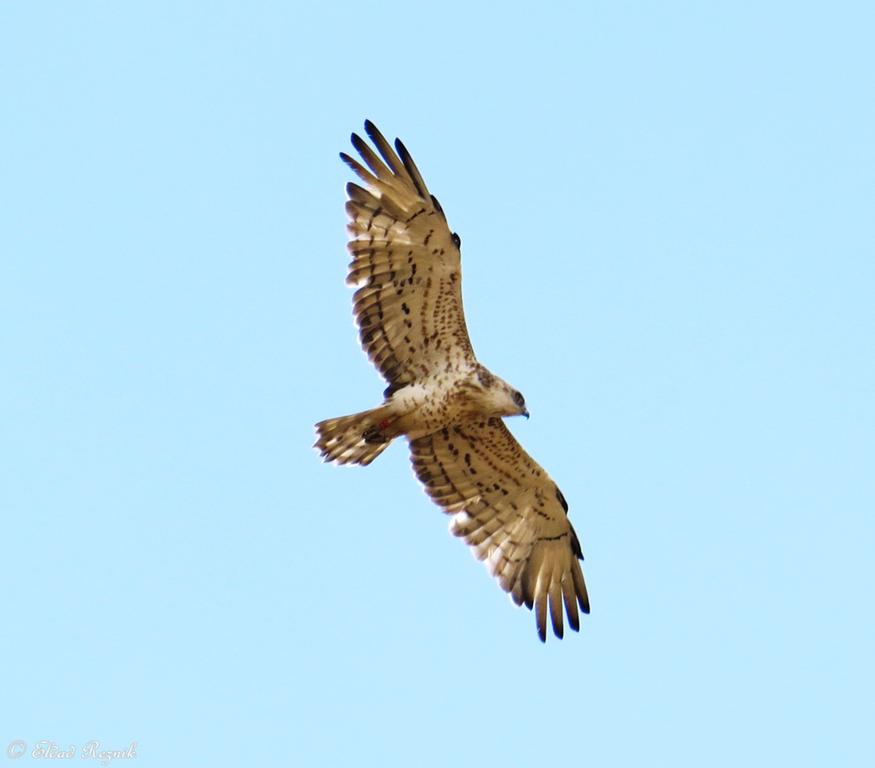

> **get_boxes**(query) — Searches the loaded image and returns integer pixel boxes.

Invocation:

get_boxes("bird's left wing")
[409,418,590,641]
[342,121,477,394]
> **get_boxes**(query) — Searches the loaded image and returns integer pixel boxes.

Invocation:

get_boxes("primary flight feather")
[315,121,589,641]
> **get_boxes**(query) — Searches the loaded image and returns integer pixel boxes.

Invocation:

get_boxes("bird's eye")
[512,391,525,408]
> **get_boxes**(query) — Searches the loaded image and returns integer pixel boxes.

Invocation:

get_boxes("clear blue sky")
[2,2,873,766]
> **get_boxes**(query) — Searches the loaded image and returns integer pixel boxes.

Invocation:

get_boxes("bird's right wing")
[409,417,590,642]
[342,121,476,395]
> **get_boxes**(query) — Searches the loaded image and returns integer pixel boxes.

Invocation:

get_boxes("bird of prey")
[315,121,590,641]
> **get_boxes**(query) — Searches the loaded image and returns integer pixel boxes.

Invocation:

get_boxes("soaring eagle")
[315,121,590,641]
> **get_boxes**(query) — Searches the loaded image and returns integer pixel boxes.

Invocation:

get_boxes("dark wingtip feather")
[363,119,386,147]
[363,120,406,178]
[555,485,569,514]
[550,590,564,639]
[395,138,413,167]
[346,181,368,199]
[580,587,591,615]
[395,137,431,199]
[350,132,368,155]
[535,594,548,643]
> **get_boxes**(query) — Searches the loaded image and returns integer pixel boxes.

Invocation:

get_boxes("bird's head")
[494,379,529,419]
[473,367,529,419]
[512,387,530,419]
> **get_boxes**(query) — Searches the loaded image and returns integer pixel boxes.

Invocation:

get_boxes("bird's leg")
[362,416,395,444]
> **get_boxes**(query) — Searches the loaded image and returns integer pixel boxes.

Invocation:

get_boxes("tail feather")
[314,405,394,466]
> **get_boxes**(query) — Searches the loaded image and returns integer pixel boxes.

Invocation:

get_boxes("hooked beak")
[522,409,530,419]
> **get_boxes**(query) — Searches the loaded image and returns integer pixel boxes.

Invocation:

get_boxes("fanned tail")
[314,405,394,466]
